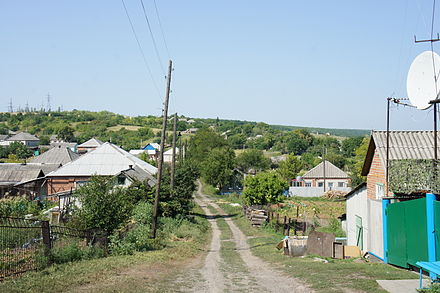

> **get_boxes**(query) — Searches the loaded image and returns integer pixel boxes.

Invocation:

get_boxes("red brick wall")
[366,150,391,199]
[47,177,91,195]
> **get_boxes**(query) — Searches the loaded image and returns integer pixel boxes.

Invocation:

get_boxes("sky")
[1,1,440,131]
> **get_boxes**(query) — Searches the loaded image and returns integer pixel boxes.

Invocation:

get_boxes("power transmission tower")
[170,112,177,191]
[8,98,13,112]
[47,93,51,112]
[151,60,173,239]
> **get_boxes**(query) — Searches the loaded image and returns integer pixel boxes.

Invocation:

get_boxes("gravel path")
[177,182,313,293]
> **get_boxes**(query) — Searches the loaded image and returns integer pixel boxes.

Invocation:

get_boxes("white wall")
[346,186,368,251]
[367,199,384,258]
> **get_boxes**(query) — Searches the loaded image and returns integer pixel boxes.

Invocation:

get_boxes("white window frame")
[376,183,385,199]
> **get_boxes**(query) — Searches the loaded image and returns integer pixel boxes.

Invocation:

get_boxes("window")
[117,176,126,185]
[305,182,311,187]
[338,182,345,188]
[74,180,89,188]
[318,182,323,187]
[328,182,333,188]
[376,183,385,199]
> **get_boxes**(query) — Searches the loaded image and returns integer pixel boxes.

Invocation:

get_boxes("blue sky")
[1,1,439,131]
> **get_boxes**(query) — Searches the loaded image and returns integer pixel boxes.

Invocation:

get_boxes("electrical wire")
[152,0,171,59]
[121,0,162,100]
[431,0,439,97]
[139,0,166,77]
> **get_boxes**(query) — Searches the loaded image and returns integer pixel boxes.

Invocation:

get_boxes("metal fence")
[0,217,48,280]
[0,217,104,280]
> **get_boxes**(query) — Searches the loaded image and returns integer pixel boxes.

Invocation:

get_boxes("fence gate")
[386,197,428,268]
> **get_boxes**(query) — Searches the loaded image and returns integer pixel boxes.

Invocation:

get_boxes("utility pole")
[47,93,51,112]
[151,60,172,239]
[8,98,13,113]
[170,112,177,191]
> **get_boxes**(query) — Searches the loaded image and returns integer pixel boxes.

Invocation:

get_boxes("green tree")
[242,171,288,205]
[342,136,364,157]
[348,137,370,186]
[236,149,270,175]
[277,154,304,182]
[56,125,75,142]
[8,141,33,159]
[74,176,133,234]
[202,147,235,191]
[187,128,229,167]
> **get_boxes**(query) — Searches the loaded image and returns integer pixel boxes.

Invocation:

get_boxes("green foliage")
[8,141,33,159]
[342,136,364,157]
[0,197,41,217]
[187,128,229,167]
[236,149,270,174]
[348,137,369,186]
[243,171,288,205]
[277,154,304,181]
[73,176,133,234]
[316,218,346,237]
[49,242,106,264]
[389,159,440,194]
[201,147,235,190]
[419,283,440,293]
[55,124,75,142]
[39,135,50,145]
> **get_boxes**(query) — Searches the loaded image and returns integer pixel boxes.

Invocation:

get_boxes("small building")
[30,145,80,166]
[77,138,103,154]
[0,163,58,198]
[0,132,40,148]
[46,142,157,195]
[183,128,198,134]
[163,147,179,163]
[142,143,160,160]
[116,165,157,188]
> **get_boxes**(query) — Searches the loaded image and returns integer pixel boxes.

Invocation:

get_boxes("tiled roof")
[47,142,157,177]
[30,146,80,165]
[362,131,440,175]
[7,132,39,141]
[302,160,349,179]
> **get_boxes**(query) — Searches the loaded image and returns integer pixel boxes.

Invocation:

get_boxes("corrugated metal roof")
[7,132,39,141]
[368,131,439,173]
[302,160,349,179]
[47,142,157,177]
[30,146,80,165]
[78,138,103,147]
[0,163,58,183]
[0,135,9,141]
[50,142,77,148]
[119,166,157,187]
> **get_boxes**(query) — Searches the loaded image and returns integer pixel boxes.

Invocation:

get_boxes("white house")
[163,147,179,163]
[345,182,384,259]
[0,132,40,147]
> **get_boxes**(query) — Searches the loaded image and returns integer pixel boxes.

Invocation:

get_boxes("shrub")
[242,171,288,205]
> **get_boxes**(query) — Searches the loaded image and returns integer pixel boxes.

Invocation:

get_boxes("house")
[50,142,78,153]
[289,160,351,197]
[0,132,40,148]
[163,147,179,163]
[345,130,440,263]
[0,163,59,198]
[129,149,147,156]
[0,134,9,143]
[30,145,80,166]
[116,165,157,187]
[183,128,198,134]
[345,182,384,259]
[77,138,103,154]
[142,143,160,160]
[46,142,157,195]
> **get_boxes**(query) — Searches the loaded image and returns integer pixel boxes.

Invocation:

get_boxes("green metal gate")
[387,198,428,268]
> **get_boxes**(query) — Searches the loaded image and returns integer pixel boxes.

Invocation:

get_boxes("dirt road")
[173,182,312,292]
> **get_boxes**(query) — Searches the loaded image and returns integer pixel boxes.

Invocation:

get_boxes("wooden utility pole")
[151,60,172,239]
[170,112,177,191]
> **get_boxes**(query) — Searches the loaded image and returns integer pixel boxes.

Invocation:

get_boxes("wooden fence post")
[283,216,287,235]
[287,218,291,236]
[41,220,51,255]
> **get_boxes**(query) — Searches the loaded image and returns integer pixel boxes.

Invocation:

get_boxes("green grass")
[215,200,418,293]
[0,208,210,293]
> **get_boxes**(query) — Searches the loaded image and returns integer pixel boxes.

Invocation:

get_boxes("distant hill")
[269,125,370,137]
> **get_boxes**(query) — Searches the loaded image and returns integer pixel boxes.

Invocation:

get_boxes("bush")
[242,171,288,205]
[0,197,43,217]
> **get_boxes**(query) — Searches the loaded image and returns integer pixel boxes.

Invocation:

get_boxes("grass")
[0,207,210,293]
[107,125,142,131]
[215,201,418,293]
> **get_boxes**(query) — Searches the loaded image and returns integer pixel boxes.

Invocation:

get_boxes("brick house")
[46,142,157,195]
[361,131,438,200]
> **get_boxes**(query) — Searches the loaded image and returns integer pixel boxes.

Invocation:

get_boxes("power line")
[431,0,438,97]
[152,0,171,59]
[121,0,162,99]
[140,0,166,77]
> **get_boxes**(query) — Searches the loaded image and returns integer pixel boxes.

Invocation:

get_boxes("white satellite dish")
[407,50,440,110]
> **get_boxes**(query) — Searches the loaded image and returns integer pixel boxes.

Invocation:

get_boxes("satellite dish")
[407,51,440,110]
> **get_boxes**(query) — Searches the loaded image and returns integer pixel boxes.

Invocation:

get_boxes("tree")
[277,154,304,182]
[56,125,75,142]
[187,128,229,168]
[8,141,33,159]
[74,176,133,234]
[342,136,364,157]
[242,171,288,205]
[201,147,235,191]
[347,137,370,186]
[236,149,270,174]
